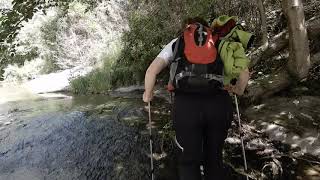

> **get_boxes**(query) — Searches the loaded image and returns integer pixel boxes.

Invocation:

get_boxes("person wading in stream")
[143,17,251,180]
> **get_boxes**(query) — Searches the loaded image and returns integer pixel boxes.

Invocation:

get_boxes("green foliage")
[112,0,217,87]
[39,10,65,74]
[0,0,101,78]
[0,0,100,46]
[10,47,39,64]
[40,54,60,74]
[0,45,39,80]
[71,67,113,94]
[0,0,71,79]
[70,75,90,94]
[1,0,263,90]
[0,0,70,44]
[70,47,120,94]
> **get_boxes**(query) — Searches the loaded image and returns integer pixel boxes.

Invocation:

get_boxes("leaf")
[6,38,13,44]
[26,11,34,19]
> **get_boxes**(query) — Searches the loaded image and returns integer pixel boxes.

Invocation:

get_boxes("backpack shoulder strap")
[167,37,182,91]
[171,37,181,63]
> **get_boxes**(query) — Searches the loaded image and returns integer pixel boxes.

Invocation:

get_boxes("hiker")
[143,17,251,180]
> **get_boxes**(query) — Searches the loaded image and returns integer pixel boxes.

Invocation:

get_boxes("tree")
[257,0,268,51]
[282,0,310,80]
[0,0,70,79]
[244,0,319,103]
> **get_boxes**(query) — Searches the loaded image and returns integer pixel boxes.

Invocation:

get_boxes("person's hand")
[143,91,153,103]
[224,69,250,96]
[223,84,244,95]
[232,85,244,95]
[224,85,236,95]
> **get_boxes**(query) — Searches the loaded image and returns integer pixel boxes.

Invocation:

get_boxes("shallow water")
[0,94,162,180]
[0,91,319,180]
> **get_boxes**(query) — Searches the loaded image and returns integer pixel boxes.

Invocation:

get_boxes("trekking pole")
[234,94,249,180]
[148,102,155,180]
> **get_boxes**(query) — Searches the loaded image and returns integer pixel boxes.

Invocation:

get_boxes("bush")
[111,0,219,87]
[70,44,119,94]
[70,68,112,94]
[88,70,112,94]
[70,75,90,94]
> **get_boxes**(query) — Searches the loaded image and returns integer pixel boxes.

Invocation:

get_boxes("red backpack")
[167,23,224,93]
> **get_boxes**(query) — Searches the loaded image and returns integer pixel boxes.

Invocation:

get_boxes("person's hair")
[182,17,209,29]
[176,17,209,35]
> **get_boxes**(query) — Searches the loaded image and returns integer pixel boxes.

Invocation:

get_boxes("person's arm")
[143,57,169,102]
[232,68,250,96]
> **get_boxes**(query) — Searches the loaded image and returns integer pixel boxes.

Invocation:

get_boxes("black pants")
[172,90,233,180]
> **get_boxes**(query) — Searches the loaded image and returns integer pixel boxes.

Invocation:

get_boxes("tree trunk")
[257,0,268,50]
[281,0,310,80]
[249,17,320,68]
[244,52,320,104]
[244,68,291,104]
[249,30,288,68]
[307,17,320,38]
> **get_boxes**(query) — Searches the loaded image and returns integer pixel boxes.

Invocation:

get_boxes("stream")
[0,89,319,180]
[0,92,163,180]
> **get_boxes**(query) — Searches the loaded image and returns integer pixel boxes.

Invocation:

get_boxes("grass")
[70,43,121,94]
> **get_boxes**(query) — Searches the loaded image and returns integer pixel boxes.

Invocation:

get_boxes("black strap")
[168,37,181,86]
[172,37,181,62]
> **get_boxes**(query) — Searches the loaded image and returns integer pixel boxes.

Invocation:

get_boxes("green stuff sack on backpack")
[211,15,255,85]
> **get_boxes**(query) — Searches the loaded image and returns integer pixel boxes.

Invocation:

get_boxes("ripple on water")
[3,122,11,126]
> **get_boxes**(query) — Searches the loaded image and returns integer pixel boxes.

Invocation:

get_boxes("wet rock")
[113,85,144,94]
[110,86,144,99]
[24,66,94,94]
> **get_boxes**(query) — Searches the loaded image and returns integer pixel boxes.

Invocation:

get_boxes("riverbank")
[149,91,320,179]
